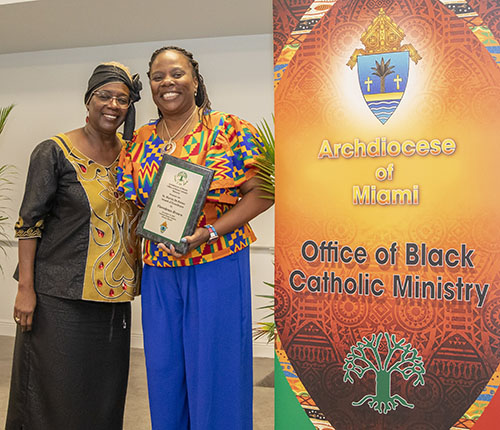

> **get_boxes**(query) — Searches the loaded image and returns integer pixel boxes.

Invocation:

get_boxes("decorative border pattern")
[451,365,500,429]
[276,336,335,429]
[439,0,500,67]
[274,1,337,88]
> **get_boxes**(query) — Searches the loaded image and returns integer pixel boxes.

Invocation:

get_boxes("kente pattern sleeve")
[117,133,143,207]
[196,114,260,204]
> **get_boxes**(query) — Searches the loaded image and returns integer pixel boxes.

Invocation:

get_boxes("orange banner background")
[275,1,500,428]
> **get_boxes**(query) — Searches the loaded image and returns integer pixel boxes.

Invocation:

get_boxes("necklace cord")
[162,106,198,142]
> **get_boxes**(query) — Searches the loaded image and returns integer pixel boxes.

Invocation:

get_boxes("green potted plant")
[253,118,276,342]
[0,104,15,273]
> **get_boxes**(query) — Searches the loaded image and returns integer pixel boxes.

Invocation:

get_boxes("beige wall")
[0,34,275,357]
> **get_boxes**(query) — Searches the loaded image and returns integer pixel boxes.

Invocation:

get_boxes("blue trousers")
[142,248,253,430]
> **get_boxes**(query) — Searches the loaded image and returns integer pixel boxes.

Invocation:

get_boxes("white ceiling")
[0,0,272,54]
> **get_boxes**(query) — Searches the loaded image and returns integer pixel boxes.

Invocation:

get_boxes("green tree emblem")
[174,171,188,186]
[371,57,395,93]
[343,332,425,414]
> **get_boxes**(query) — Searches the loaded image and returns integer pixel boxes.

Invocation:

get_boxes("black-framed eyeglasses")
[92,90,131,108]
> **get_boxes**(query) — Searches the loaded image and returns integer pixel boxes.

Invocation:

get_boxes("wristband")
[204,224,219,244]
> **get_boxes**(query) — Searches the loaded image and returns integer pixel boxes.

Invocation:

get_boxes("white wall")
[0,34,275,357]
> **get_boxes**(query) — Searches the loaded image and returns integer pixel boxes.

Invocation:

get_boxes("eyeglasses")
[92,90,131,108]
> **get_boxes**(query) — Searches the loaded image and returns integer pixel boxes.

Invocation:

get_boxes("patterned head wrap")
[84,63,142,140]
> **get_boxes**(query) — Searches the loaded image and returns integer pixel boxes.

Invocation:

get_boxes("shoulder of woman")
[205,111,255,131]
[25,137,69,179]
[134,121,157,140]
[141,118,159,128]
[30,137,65,160]
[206,110,238,122]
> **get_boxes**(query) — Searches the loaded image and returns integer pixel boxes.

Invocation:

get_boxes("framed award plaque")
[137,154,214,254]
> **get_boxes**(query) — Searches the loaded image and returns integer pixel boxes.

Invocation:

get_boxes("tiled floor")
[0,335,274,429]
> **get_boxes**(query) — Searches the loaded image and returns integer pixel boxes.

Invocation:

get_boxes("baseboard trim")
[131,332,144,349]
[0,320,274,358]
[0,320,16,336]
[253,340,274,358]
[0,322,146,343]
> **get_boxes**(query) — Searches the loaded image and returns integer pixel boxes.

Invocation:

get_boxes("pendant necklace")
[160,107,198,155]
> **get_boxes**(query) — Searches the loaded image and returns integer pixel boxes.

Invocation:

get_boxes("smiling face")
[86,82,130,134]
[149,50,198,118]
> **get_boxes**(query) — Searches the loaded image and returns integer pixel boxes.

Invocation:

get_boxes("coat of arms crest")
[348,9,422,124]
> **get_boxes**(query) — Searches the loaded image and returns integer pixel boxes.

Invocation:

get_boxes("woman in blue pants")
[118,46,273,429]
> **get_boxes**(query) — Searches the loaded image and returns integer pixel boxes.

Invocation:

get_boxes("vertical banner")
[274,1,500,429]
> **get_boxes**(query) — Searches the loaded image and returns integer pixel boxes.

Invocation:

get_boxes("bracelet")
[204,224,219,244]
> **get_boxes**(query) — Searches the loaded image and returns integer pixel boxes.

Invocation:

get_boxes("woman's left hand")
[158,227,210,258]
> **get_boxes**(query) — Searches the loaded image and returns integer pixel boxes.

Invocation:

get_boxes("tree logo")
[174,171,188,186]
[347,9,421,124]
[343,332,425,414]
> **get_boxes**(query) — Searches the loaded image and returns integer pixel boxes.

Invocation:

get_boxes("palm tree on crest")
[372,58,395,93]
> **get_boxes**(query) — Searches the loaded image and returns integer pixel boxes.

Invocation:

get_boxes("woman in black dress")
[6,62,142,430]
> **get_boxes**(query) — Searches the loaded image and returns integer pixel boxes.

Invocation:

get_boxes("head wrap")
[84,63,142,140]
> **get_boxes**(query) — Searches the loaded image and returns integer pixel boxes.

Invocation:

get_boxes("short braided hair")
[147,46,211,119]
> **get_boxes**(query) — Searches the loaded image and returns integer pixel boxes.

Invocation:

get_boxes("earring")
[85,116,89,124]
[194,89,198,97]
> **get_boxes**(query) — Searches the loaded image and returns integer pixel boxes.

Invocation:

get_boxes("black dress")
[6,134,141,430]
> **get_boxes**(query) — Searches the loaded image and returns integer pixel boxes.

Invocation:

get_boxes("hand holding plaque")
[137,154,214,254]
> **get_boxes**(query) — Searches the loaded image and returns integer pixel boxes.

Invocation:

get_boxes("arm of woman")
[13,140,60,331]
[162,176,274,257]
[14,238,37,332]
[209,176,273,238]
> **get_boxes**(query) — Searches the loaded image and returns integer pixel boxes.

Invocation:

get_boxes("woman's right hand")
[16,238,38,332]
[14,282,37,332]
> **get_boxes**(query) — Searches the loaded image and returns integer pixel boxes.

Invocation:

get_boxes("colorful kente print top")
[117,111,261,267]
[15,134,141,302]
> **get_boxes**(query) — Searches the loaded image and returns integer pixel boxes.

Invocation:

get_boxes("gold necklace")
[160,107,198,155]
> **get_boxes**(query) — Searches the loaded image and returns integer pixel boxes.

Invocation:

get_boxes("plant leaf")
[255,117,275,198]
[0,104,14,135]
[0,105,15,275]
